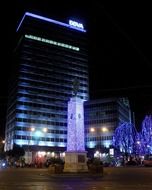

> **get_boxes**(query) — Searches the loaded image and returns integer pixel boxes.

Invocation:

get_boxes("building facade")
[4,12,133,162]
[5,12,89,152]
[84,97,131,150]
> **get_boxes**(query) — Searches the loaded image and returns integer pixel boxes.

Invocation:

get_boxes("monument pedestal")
[64,151,88,172]
[64,96,88,172]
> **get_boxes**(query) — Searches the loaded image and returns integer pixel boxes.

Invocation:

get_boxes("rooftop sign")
[17,12,86,33]
[69,20,84,30]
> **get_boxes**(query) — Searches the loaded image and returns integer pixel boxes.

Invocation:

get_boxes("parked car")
[143,157,152,167]
[126,160,138,166]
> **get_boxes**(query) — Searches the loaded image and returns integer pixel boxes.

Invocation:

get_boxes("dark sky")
[0,1,152,137]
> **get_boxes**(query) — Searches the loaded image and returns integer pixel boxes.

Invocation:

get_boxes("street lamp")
[31,127,35,132]
[101,127,108,132]
[42,127,48,133]
[90,127,95,132]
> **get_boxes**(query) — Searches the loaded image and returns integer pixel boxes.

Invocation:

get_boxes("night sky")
[0,1,152,137]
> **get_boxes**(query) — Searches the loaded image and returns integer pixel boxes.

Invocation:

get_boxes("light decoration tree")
[113,122,137,155]
[141,115,152,155]
[135,132,143,156]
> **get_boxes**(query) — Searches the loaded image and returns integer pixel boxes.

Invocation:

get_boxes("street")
[0,167,152,190]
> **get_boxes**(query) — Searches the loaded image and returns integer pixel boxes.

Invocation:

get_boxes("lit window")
[25,34,80,51]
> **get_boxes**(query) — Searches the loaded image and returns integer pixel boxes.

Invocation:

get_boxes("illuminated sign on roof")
[69,20,84,29]
[17,12,86,33]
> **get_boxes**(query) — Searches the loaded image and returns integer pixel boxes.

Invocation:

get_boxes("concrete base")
[63,152,88,173]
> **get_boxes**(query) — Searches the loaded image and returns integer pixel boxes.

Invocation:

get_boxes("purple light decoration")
[67,97,85,152]
[16,12,86,33]
[113,122,137,153]
[141,115,152,154]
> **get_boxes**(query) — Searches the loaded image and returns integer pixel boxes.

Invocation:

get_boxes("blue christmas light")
[67,97,85,152]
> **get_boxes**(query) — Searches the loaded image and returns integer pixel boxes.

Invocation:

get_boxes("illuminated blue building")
[4,12,89,153]
[84,97,132,150]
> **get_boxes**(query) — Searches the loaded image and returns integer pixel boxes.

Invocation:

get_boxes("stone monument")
[64,78,88,172]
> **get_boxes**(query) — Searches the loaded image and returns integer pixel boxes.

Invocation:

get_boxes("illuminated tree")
[113,122,137,155]
[134,132,143,155]
[141,115,152,154]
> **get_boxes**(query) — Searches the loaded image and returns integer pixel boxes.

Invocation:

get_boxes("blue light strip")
[17,12,86,32]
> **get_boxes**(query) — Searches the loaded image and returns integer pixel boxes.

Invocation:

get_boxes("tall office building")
[84,97,131,150]
[5,12,89,153]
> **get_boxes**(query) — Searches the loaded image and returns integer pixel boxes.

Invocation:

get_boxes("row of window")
[22,43,88,71]
[18,83,85,99]
[18,79,87,94]
[21,57,88,75]
[14,135,67,142]
[19,72,88,89]
[25,34,80,51]
[84,110,117,118]
[85,118,118,124]
[20,60,88,81]
[16,109,67,119]
[16,118,67,126]
[20,63,87,80]
[84,101,116,108]
[17,93,66,104]
[86,136,113,141]
[17,101,67,111]
[20,64,88,86]
[24,37,87,62]
[15,126,67,134]
[85,127,114,134]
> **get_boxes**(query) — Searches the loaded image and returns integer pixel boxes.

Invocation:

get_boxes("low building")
[84,97,132,152]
